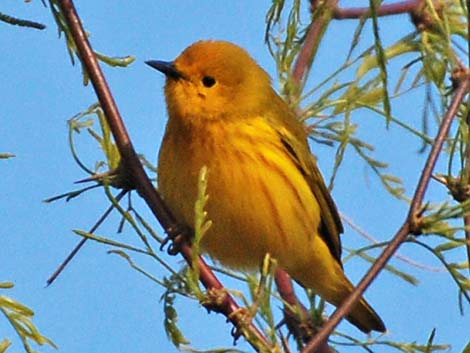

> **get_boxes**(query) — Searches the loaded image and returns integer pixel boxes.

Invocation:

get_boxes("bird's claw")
[160,223,191,255]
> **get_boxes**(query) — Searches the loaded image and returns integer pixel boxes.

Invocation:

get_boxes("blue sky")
[1,1,469,352]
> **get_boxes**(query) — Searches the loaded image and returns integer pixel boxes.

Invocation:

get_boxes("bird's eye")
[202,76,216,88]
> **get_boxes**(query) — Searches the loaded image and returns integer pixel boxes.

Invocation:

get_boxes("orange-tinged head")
[147,40,273,122]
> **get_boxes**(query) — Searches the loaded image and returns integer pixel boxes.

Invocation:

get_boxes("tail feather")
[325,275,386,333]
[293,261,386,333]
[346,296,386,333]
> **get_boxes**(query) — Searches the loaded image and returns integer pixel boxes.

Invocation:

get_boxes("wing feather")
[266,93,344,264]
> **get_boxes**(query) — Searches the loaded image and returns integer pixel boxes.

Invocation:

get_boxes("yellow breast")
[158,116,323,271]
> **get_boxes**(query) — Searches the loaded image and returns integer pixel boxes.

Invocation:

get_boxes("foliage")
[0,282,56,353]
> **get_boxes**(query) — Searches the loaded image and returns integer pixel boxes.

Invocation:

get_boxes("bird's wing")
[267,95,344,264]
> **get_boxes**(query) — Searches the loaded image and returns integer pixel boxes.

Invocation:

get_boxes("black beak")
[145,60,183,80]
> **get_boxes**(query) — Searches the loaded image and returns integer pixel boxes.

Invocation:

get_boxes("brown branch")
[275,270,331,353]
[56,0,272,351]
[333,0,421,19]
[409,79,470,219]
[292,0,338,85]
[302,75,470,353]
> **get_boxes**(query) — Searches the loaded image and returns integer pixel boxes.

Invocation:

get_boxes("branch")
[302,73,470,353]
[409,77,470,219]
[333,0,421,19]
[0,11,46,30]
[275,270,331,353]
[293,0,338,85]
[56,0,272,350]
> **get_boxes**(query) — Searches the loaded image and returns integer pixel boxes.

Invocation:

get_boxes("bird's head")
[146,40,273,121]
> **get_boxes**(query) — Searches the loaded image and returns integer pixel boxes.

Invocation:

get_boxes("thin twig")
[46,189,128,286]
[56,0,272,350]
[0,11,46,30]
[302,75,470,353]
[341,213,444,272]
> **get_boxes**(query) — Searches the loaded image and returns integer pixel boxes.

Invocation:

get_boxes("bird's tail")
[342,292,386,333]
[324,274,386,333]
[295,263,386,333]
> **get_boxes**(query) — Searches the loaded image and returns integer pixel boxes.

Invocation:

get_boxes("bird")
[146,40,386,333]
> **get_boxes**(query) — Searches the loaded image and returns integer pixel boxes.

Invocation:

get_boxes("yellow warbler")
[146,40,385,333]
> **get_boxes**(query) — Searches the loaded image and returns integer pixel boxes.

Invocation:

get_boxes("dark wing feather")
[279,134,344,264]
[266,92,344,264]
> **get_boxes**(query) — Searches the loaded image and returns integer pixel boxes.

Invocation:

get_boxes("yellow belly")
[158,117,331,273]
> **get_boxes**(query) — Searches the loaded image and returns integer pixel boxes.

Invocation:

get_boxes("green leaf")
[0,339,11,353]
[95,52,135,67]
[162,293,190,348]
